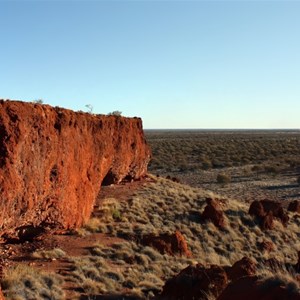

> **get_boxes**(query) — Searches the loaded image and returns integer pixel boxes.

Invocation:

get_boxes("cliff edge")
[0,100,150,237]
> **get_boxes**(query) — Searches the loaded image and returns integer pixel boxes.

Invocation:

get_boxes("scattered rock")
[249,199,289,229]
[249,201,265,218]
[227,257,256,282]
[201,198,226,229]
[165,175,180,183]
[261,200,289,226]
[160,264,228,300]
[217,275,300,300]
[264,257,282,271]
[259,240,275,253]
[288,201,300,213]
[262,212,275,230]
[141,231,191,257]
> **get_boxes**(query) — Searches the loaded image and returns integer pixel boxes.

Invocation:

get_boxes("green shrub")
[112,209,122,221]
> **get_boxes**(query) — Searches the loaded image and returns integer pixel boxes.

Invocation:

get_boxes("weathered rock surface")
[141,231,191,257]
[160,263,228,300]
[226,257,256,282]
[201,198,226,229]
[217,275,300,300]
[249,200,289,230]
[0,100,150,237]
[259,240,275,253]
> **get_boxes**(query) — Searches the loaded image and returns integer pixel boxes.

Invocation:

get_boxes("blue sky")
[0,0,299,129]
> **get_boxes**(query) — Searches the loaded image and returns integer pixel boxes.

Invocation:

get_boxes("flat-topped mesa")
[0,100,151,236]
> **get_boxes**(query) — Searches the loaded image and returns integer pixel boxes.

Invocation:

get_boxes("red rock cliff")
[0,100,150,235]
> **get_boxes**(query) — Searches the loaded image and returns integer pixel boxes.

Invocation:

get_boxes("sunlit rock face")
[0,100,150,237]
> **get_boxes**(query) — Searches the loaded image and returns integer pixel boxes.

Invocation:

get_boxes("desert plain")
[0,106,300,300]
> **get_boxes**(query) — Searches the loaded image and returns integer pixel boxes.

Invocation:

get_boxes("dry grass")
[32,248,66,260]
[4,176,300,299]
[1,264,65,300]
[63,176,300,298]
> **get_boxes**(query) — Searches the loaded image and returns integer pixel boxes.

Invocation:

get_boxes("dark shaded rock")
[160,264,228,300]
[288,200,300,213]
[141,231,191,257]
[249,200,289,230]
[217,275,300,300]
[226,257,256,282]
[249,201,265,218]
[202,198,226,229]
[258,240,275,253]
[262,212,275,230]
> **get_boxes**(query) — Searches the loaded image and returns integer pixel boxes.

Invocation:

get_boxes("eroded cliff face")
[0,100,150,236]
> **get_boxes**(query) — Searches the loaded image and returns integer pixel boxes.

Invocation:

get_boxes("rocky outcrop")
[160,255,300,300]
[217,275,300,300]
[0,100,150,238]
[141,231,191,257]
[160,264,228,300]
[201,198,226,229]
[249,200,289,230]
[226,257,256,282]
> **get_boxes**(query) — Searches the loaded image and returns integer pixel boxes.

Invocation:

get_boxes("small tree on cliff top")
[108,110,122,116]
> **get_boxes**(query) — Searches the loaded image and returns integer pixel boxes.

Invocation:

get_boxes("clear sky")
[0,0,299,129]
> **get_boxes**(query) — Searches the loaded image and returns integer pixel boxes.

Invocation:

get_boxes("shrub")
[32,248,66,260]
[1,264,64,300]
[112,208,122,221]
[216,173,231,184]
[33,99,43,104]
[108,110,122,116]
[264,165,279,174]
[202,159,212,170]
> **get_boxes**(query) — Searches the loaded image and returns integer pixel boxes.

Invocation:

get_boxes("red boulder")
[141,231,192,257]
[249,200,289,229]
[217,275,300,300]
[227,257,256,282]
[288,201,300,213]
[202,198,226,229]
[160,264,228,300]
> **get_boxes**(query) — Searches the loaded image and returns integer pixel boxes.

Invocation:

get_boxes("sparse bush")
[32,248,66,260]
[33,99,44,104]
[84,217,102,232]
[201,159,212,170]
[217,173,231,184]
[85,104,93,114]
[108,110,122,116]
[111,208,122,221]
[264,165,279,174]
[1,264,64,300]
